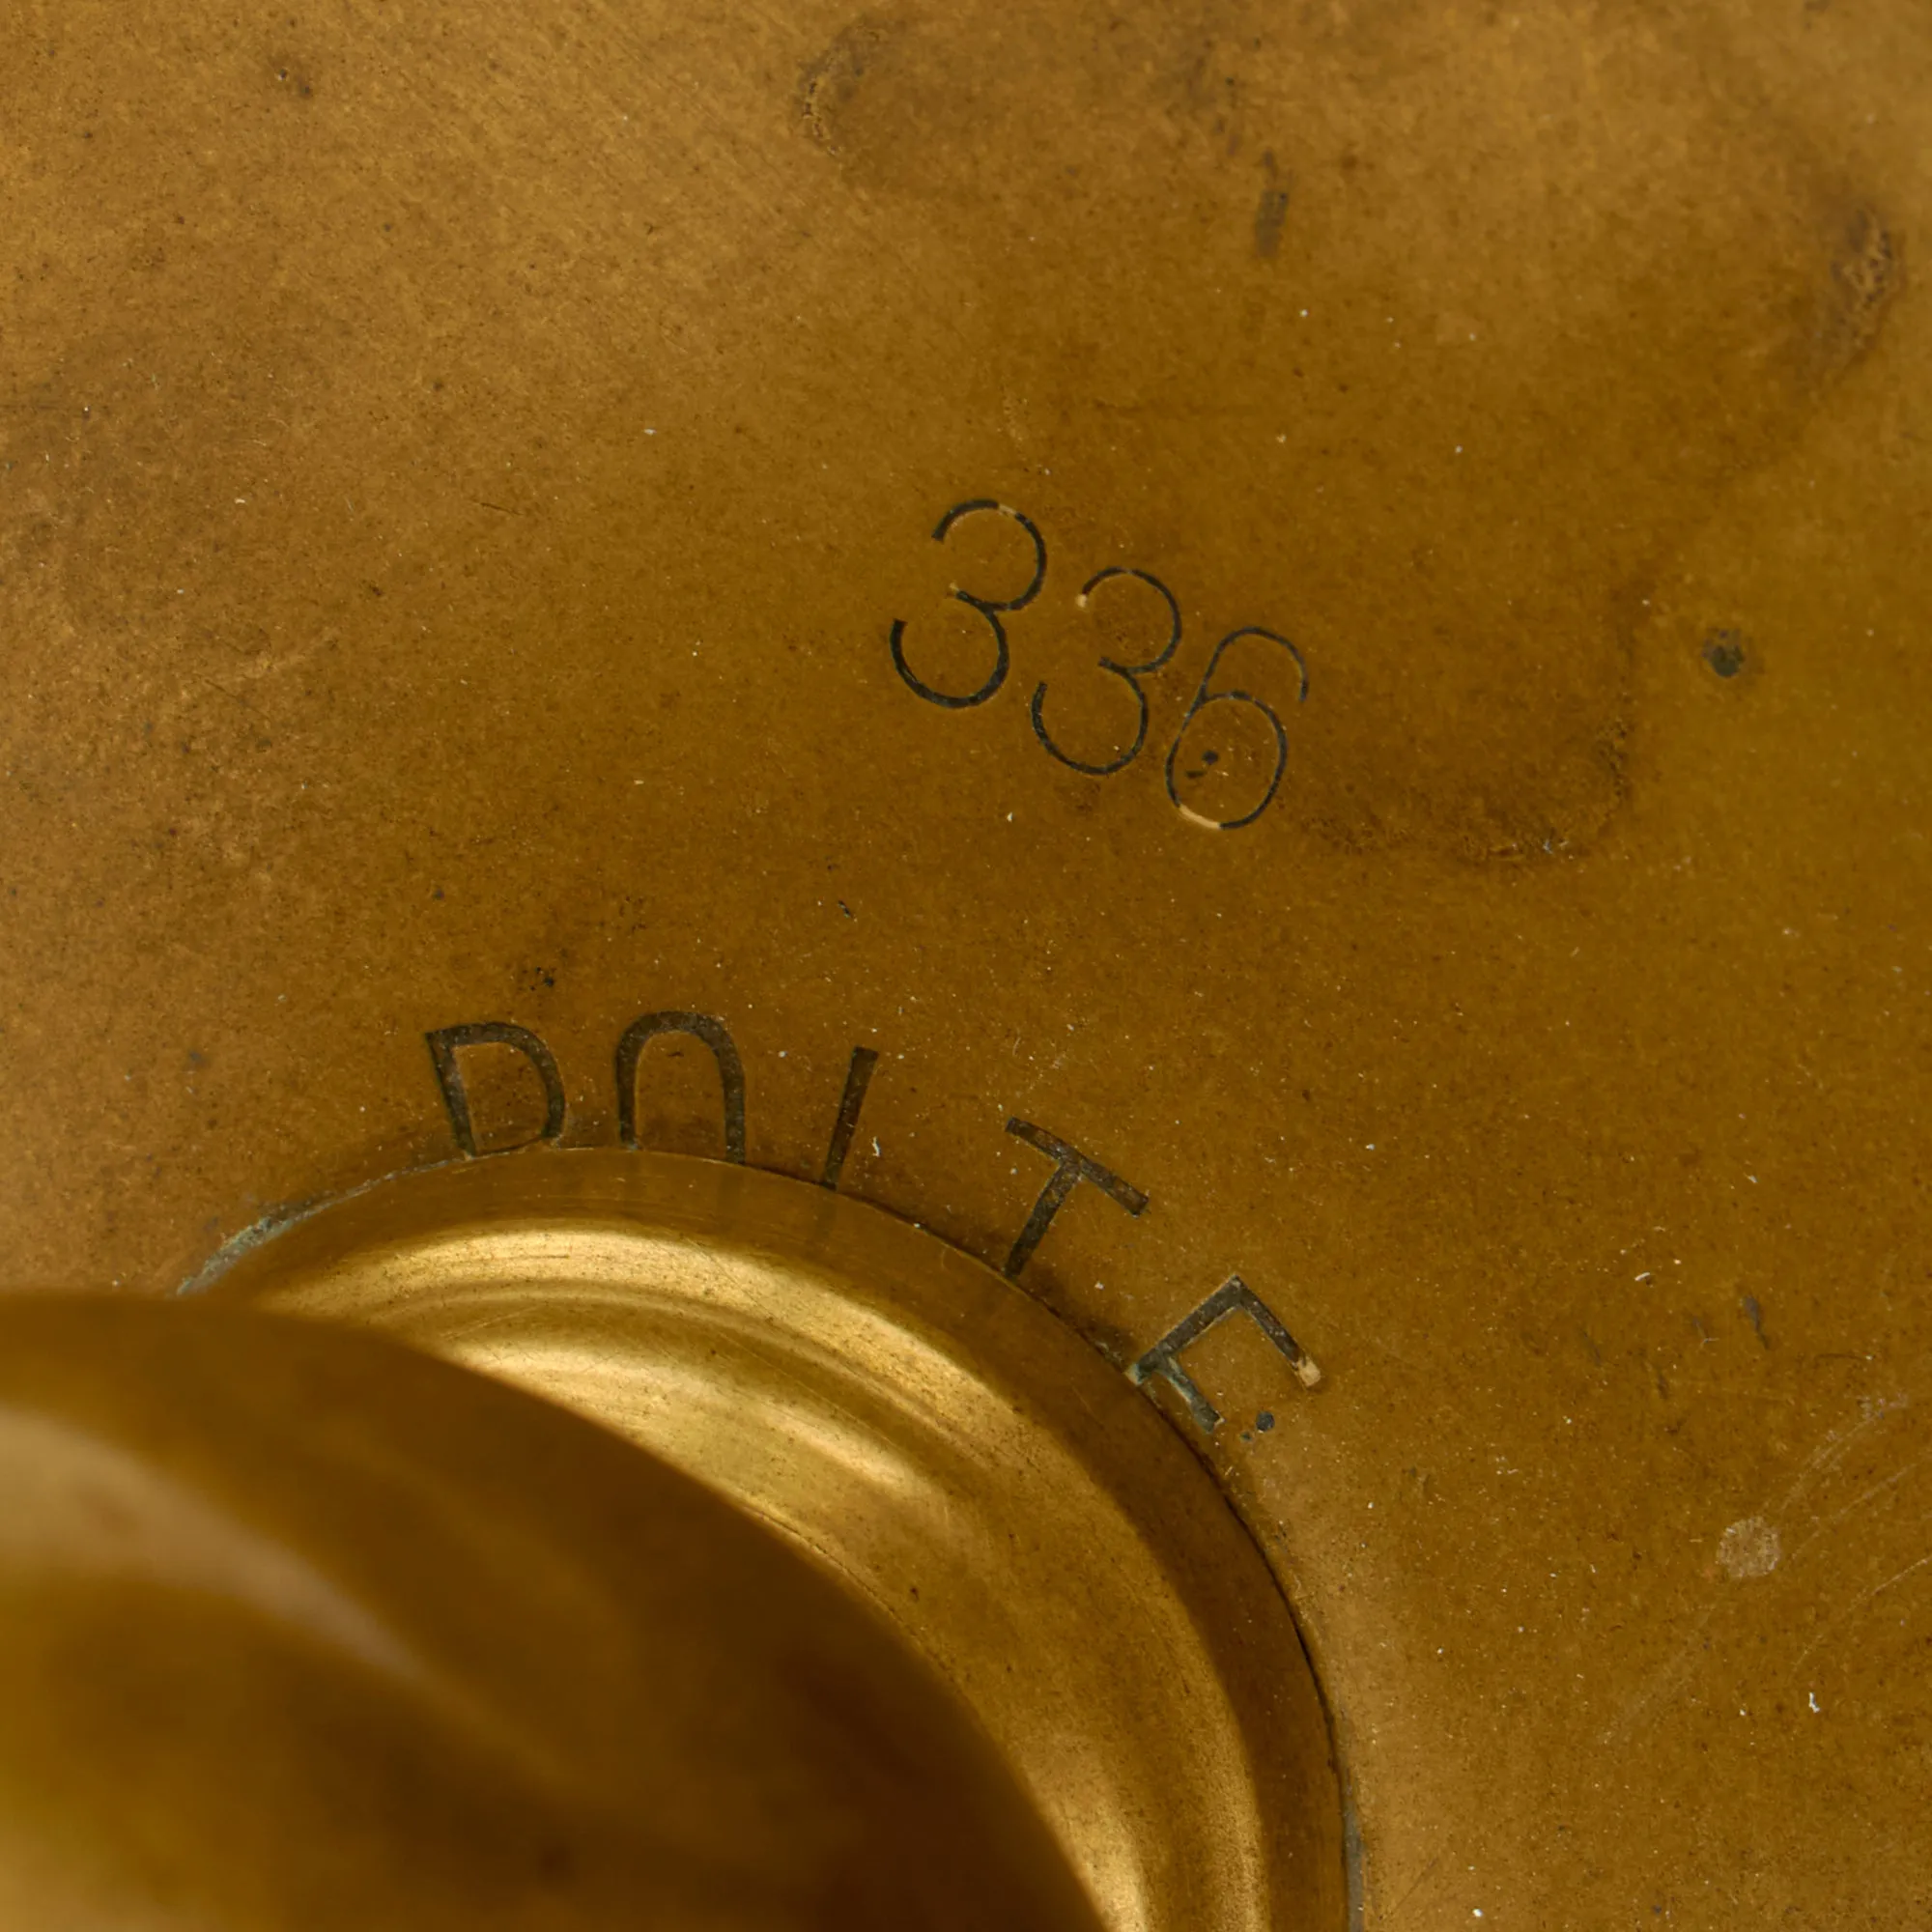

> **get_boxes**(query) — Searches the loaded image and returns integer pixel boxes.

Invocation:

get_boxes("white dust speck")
[1717,1516,1780,1580]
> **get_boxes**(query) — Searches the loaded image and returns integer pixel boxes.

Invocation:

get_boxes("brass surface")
[3,0,1930,1922]
[0,1295,1101,1930]
[211,1149,1349,1932]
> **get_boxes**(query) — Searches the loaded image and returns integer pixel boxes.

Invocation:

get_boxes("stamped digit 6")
[889,499,1046,710]
[1163,627,1308,830]
[1028,567,1182,777]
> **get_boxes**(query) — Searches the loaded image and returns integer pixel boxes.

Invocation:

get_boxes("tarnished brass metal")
[210,1149,1350,1932]
[3,0,1930,1921]
[0,1295,1101,1930]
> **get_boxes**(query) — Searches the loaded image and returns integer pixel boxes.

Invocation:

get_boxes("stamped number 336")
[887,498,1308,831]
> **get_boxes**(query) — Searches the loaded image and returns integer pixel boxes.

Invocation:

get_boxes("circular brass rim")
[199,1149,1350,1932]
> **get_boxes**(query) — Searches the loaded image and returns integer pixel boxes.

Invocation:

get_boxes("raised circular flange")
[203,1151,1349,1932]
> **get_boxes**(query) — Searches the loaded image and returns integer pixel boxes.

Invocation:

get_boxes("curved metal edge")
[206,1147,1353,1932]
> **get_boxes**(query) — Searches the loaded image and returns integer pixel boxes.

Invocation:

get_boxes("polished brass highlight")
[212,1150,1350,1932]
[0,1294,1101,1930]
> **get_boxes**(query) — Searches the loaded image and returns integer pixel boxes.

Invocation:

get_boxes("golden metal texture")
[2,0,1929,1922]
[0,1294,1102,1930]
[211,1149,1350,1932]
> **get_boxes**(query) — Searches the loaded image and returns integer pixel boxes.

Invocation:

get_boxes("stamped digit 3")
[889,500,1047,709]
[1029,567,1182,777]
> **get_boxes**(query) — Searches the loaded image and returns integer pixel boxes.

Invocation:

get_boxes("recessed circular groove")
[205,1149,1350,1932]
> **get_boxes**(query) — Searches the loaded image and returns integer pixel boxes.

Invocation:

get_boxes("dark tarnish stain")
[1702,630,1748,679]
[1253,150,1291,259]
[1742,1294,1769,1347]
[1821,205,1900,371]
[798,17,903,156]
